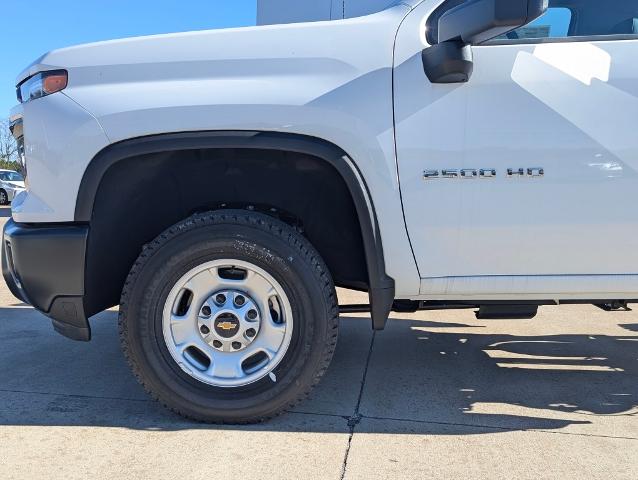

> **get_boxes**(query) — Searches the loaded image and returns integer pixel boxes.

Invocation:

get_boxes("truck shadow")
[361,315,637,431]
[0,307,635,435]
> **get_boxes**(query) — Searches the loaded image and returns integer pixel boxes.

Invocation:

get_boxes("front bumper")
[2,219,91,341]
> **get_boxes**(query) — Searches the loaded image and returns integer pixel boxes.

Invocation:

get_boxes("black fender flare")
[76,131,395,329]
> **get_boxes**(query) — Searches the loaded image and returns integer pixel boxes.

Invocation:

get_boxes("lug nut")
[201,306,212,316]
[213,340,223,348]
[247,309,258,320]
[246,328,256,338]
[200,325,210,335]
[232,341,242,350]
[234,295,246,307]
[215,294,226,305]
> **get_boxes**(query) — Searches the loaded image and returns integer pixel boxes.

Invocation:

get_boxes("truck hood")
[16,6,409,86]
[17,25,271,84]
[15,3,411,157]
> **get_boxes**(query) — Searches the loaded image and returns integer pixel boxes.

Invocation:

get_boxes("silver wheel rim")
[162,259,293,388]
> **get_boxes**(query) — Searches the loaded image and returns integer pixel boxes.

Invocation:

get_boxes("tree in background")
[0,119,25,175]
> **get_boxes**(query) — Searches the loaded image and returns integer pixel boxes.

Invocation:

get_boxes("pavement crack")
[0,388,150,403]
[285,410,347,419]
[346,413,362,428]
[340,331,376,480]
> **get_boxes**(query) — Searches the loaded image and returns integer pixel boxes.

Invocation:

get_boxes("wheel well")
[84,146,371,316]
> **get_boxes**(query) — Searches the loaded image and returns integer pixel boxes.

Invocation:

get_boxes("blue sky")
[2,0,257,116]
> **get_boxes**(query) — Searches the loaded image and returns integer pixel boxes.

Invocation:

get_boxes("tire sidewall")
[122,216,335,421]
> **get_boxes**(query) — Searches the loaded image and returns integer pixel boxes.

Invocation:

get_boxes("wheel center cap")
[198,289,262,352]
[214,312,241,338]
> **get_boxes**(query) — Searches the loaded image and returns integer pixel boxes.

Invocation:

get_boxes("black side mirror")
[423,0,548,84]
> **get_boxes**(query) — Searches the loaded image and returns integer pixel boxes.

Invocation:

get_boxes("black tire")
[0,190,8,205]
[118,210,339,423]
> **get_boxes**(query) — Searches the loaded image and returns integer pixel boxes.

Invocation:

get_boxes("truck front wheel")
[118,210,339,423]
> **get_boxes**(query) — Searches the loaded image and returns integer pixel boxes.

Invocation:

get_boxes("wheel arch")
[77,131,395,329]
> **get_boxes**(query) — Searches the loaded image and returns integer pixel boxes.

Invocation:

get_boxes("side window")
[493,0,638,43]
[496,7,572,40]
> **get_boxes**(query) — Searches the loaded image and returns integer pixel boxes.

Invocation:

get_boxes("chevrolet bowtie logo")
[217,321,237,331]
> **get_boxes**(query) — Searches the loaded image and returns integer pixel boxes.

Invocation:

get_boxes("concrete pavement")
[0,209,636,479]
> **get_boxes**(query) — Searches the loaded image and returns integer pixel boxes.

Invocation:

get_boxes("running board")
[340,301,538,318]
[475,305,538,320]
[339,299,638,326]
[339,300,477,315]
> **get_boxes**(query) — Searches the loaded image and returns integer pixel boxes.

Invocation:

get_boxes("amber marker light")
[17,70,69,103]
[42,72,68,95]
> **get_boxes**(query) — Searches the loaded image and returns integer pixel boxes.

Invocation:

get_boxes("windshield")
[0,172,24,182]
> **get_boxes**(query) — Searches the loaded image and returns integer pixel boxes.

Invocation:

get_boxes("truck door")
[394,0,638,297]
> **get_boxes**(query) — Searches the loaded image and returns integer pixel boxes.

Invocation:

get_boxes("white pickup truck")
[4,0,638,423]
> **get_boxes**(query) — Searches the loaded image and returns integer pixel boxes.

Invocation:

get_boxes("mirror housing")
[423,0,548,84]
[422,41,473,84]
[438,0,548,45]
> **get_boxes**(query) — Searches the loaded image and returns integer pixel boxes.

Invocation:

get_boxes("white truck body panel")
[9,96,109,221]
[12,5,422,296]
[419,275,638,301]
[394,0,638,298]
[10,0,638,302]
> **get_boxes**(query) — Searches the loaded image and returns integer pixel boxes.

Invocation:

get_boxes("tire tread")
[118,210,339,423]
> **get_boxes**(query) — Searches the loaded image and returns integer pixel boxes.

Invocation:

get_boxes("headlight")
[17,70,68,103]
